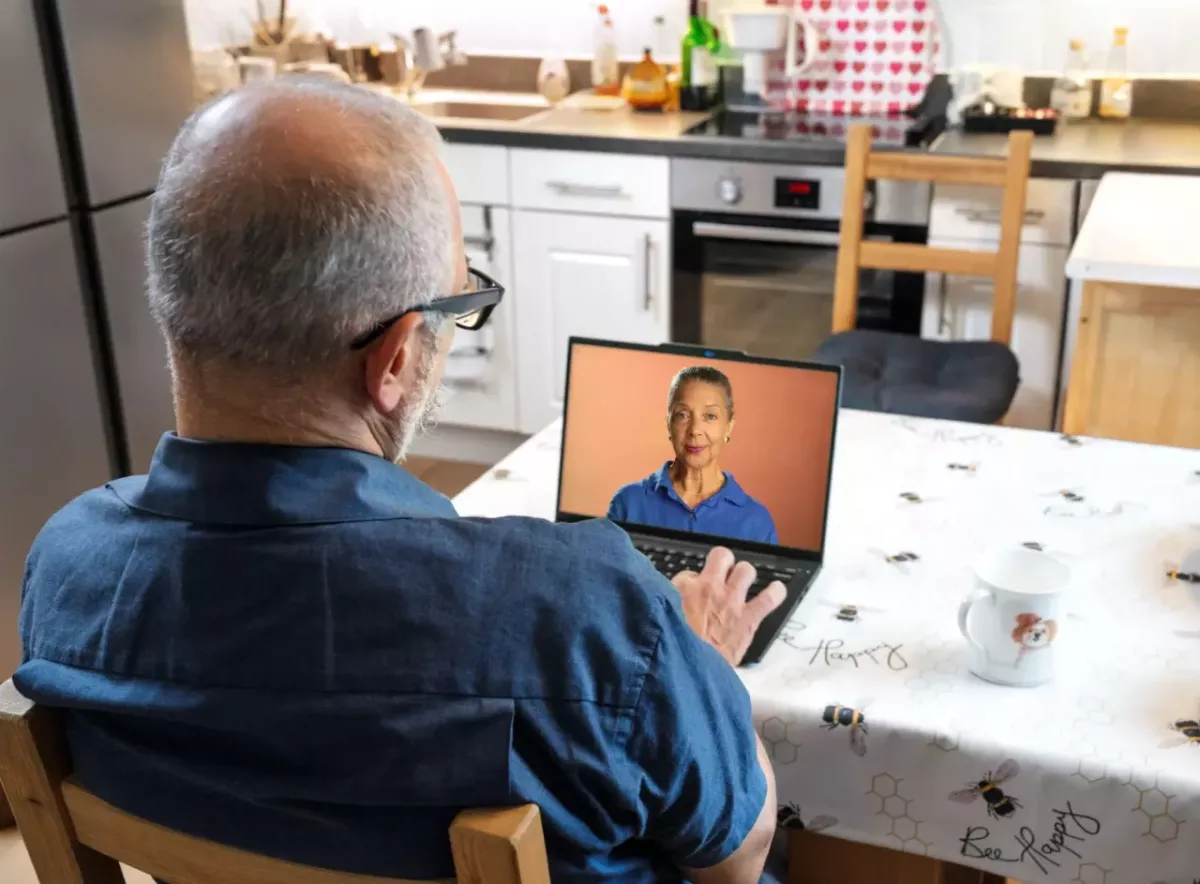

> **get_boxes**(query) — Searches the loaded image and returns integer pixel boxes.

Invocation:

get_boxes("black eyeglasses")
[350,266,505,350]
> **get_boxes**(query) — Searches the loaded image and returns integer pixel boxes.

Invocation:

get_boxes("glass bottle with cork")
[1050,39,1092,121]
[1099,27,1132,119]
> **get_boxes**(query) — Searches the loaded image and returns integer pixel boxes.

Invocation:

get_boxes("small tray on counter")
[961,103,1058,136]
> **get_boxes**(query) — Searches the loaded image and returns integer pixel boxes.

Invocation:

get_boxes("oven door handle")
[691,222,843,247]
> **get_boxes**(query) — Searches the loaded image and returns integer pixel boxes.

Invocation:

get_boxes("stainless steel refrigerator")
[0,0,194,676]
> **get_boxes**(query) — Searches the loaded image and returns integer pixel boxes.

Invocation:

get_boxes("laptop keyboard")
[635,543,813,599]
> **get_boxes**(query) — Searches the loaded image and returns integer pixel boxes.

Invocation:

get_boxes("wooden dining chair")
[0,679,551,884]
[813,125,1035,424]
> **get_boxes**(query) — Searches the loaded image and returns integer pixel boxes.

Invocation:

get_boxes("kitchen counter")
[1068,172,1200,287]
[436,95,1200,179]
[1061,171,1200,447]
[933,118,1200,180]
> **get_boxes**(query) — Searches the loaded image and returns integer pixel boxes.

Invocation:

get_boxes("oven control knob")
[718,177,742,205]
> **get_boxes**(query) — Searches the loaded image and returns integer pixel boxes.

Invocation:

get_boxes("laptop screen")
[556,339,841,556]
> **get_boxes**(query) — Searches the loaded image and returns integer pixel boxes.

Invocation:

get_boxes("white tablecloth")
[452,410,1200,884]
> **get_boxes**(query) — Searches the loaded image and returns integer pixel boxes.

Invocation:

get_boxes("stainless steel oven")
[671,157,932,361]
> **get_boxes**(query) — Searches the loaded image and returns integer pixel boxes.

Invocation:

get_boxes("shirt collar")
[111,433,457,527]
[652,461,747,508]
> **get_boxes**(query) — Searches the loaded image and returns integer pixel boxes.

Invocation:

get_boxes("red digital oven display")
[774,178,821,210]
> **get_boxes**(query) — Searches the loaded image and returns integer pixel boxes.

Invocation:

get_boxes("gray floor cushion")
[814,329,1020,424]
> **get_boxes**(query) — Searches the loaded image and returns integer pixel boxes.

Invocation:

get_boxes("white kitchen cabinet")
[929,180,1075,247]
[438,204,519,432]
[442,143,509,205]
[921,239,1068,431]
[513,210,670,433]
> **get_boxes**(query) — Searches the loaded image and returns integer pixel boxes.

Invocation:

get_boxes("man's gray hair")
[146,78,454,372]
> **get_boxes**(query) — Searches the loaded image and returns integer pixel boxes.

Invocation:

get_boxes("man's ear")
[362,312,424,414]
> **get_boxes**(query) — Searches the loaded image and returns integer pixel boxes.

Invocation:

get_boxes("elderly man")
[16,80,787,884]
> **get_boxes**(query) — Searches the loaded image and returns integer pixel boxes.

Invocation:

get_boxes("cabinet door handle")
[937,272,950,336]
[643,233,654,312]
[449,346,493,360]
[546,181,628,199]
[464,206,496,262]
[954,206,1046,225]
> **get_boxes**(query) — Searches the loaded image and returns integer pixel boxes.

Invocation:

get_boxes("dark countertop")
[932,119,1200,179]
[438,109,1200,180]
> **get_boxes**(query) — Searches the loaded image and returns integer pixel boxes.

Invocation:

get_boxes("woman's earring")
[725,435,731,443]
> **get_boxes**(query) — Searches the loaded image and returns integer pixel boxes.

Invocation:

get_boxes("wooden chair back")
[0,680,551,884]
[832,125,1035,346]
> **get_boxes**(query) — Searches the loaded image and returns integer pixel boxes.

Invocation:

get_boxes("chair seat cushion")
[814,329,1019,424]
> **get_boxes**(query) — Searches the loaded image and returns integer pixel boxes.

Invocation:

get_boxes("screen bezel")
[555,337,843,563]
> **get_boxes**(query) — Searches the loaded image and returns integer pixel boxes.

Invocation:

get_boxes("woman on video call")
[607,365,779,544]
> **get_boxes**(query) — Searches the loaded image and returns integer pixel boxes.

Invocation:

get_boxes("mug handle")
[787,12,821,76]
[957,588,993,660]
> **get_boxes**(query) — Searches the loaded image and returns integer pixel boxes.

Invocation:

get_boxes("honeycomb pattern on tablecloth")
[1129,773,1185,843]
[901,637,959,701]
[929,728,960,753]
[1072,862,1112,884]
[866,773,931,855]
[760,715,805,765]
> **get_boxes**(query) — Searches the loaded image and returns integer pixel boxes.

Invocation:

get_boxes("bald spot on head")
[184,82,408,205]
[146,78,456,376]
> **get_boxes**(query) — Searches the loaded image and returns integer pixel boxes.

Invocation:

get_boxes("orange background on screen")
[559,344,838,551]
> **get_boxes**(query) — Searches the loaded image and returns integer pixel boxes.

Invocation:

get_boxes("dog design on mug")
[1011,613,1058,667]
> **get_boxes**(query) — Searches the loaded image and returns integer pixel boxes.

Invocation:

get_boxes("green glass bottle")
[680,0,719,108]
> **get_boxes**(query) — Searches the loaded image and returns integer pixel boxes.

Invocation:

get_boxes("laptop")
[556,337,842,666]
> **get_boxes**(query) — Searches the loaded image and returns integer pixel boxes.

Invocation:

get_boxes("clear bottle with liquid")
[1099,27,1132,119]
[1050,40,1092,120]
[592,5,621,96]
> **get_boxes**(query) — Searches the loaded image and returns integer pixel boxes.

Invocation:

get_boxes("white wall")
[184,0,1200,74]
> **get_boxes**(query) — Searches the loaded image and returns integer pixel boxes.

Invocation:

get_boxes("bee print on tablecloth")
[1012,613,1057,666]
[818,601,885,623]
[871,548,920,572]
[1061,434,1084,447]
[822,703,868,757]
[777,803,838,833]
[1165,549,1200,587]
[949,758,1022,819]
[946,462,979,473]
[1161,719,1200,749]
[1049,488,1086,503]
[1022,541,1045,552]
[1166,566,1200,585]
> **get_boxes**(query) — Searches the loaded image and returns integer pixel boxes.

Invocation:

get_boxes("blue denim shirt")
[16,436,765,883]
[607,462,779,545]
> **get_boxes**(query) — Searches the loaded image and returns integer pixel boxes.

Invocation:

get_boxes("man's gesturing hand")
[671,547,788,667]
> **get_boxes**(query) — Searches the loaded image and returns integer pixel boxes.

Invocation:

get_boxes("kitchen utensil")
[958,547,1071,687]
[411,27,445,73]
[238,55,277,84]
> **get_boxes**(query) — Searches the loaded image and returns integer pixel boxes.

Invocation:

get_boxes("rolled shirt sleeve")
[626,591,767,869]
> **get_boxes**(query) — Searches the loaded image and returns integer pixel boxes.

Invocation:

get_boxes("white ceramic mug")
[958,547,1071,687]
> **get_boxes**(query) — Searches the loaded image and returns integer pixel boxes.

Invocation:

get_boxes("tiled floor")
[0,826,153,883]
[0,455,490,881]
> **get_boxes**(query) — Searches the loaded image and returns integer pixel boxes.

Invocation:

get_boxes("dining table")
[452,408,1200,884]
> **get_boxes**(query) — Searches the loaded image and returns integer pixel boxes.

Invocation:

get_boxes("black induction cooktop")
[683,110,946,148]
